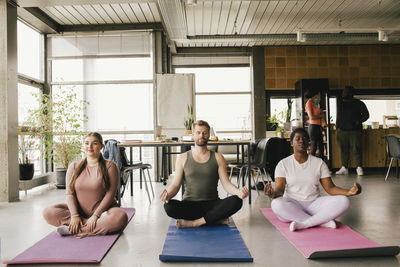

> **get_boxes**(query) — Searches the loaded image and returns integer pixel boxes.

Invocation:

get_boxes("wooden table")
[331,128,400,168]
[118,140,254,204]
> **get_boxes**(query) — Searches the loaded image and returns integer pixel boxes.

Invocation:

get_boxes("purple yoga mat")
[4,208,135,265]
[261,208,399,259]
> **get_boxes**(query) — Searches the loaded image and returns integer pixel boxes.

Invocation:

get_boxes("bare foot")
[175,219,196,228]
[175,218,206,228]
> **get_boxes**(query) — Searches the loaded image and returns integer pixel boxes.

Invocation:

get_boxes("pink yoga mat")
[4,208,135,265]
[261,208,399,259]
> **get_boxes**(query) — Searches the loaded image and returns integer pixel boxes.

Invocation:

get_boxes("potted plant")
[275,126,286,138]
[283,97,294,131]
[27,85,89,188]
[183,104,194,135]
[18,131,35,180]
[266,114,279,131]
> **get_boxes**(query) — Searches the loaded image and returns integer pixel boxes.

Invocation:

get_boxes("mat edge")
[308,246,400,259]
[159,254,253,262]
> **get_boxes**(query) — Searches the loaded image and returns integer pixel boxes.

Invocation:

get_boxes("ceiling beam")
[59,22,163,32]
[157,0,187,40]
[17,0,157,7]
[18,7,60,33]
[176,47,251,55]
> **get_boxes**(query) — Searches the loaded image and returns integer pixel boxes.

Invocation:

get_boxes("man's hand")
[69,215,83,234]
[264,182,274,198]
[160,189,171,202]
[237,187,249,199]
[347,182,362,196]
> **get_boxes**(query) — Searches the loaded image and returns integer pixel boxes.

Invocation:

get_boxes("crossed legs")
[163,196,243,228]
[43,203,128,236]
[271,195,350,231]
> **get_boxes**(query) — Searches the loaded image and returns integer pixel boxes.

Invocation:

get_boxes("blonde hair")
[69,132,110,193]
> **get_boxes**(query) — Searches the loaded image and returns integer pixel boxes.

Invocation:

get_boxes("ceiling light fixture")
[296,31,306,42]
[378,30,388,42]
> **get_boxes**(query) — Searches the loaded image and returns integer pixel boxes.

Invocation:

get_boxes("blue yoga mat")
[159,219,253,262]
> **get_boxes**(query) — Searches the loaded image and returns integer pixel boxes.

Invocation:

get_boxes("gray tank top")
[182,150,219,201]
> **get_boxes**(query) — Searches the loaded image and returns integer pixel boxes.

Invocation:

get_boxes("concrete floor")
[1,169,399,267]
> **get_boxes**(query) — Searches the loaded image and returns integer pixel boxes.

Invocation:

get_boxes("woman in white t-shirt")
[264,128,361,232]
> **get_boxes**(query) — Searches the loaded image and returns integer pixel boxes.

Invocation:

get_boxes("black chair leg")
[130,170,133,196]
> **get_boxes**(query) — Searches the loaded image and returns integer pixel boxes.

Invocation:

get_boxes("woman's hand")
[347,182,362,196]
[237,187,249,199]
[69,215,83,234]
[264,182,274,198]
[160,189,170,203]
[85,214,99,232]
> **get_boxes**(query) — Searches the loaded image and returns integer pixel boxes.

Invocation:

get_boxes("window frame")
[17,20,46,175]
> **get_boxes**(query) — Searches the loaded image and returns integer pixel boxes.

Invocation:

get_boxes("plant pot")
[266,122,278,131]
[184,130,192,135]
[55,168,67,189]
[283,122,291,131]
[19,163,34,180]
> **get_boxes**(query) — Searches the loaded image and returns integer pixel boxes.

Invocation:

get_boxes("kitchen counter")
[331,128,400,168]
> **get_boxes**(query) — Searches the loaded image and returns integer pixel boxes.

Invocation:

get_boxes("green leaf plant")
[183,104,194,131]
[26,85,89,169]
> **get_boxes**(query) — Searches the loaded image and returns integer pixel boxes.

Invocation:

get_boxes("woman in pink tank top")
[43,132,128,237]
[305,89,325,159]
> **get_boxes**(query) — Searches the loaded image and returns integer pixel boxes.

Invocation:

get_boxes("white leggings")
[271,195,350,228]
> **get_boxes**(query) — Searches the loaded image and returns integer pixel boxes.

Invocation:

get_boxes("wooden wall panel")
[265,45,400,90]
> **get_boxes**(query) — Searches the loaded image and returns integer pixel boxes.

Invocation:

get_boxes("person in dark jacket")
[335,86,369,176]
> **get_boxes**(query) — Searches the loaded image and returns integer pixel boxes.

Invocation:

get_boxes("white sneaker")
[336,166,348,175]
[356,166,364,176]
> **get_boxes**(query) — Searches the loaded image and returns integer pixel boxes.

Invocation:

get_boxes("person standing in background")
[335,86,370,176]
[305,89,325,159]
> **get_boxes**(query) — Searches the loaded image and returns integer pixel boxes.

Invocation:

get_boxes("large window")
[269,97,296,124]
[357,98,400,127]
[17,21,43,80]
[18,83,41,125]
[52,58,152,82]
[175,67,252,139]
[328,96,400,127]
[49,32,155,178]
[17,20,44,175]
[52,84,153,132]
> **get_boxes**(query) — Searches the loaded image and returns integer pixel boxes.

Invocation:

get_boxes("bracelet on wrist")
[93,213,100,218]
[71,214,80,218]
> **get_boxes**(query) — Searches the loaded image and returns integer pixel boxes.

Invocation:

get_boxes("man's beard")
[195,138,208,146]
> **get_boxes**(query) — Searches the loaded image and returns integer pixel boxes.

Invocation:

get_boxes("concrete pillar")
[0,0,19,202]
[252,47,266,139]
[154,31,163,74]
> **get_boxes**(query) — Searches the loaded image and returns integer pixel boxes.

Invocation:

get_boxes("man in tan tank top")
[160,120,249,228]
